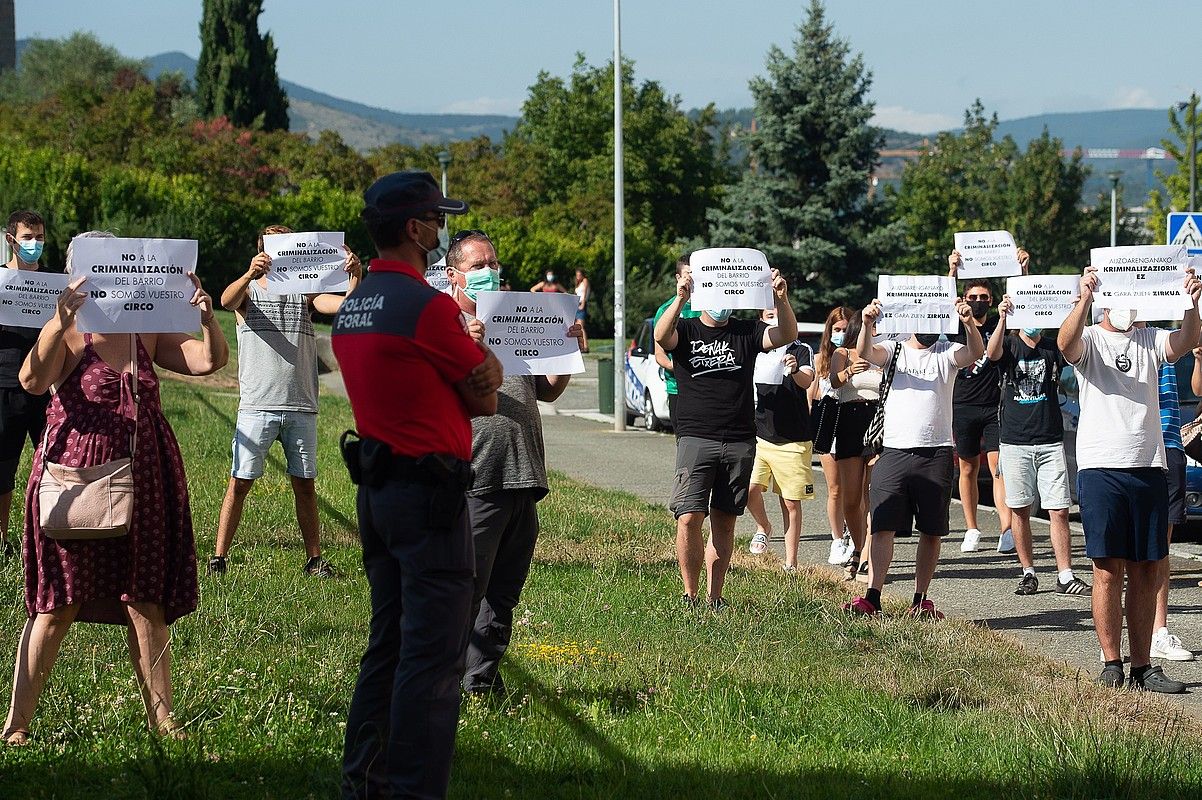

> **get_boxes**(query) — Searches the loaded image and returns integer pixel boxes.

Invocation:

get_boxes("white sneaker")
[1151,628,1196,662]
[749,532,768,555]
[960,528,982,552]
[827,538,847,565]
[996,529,1015,554]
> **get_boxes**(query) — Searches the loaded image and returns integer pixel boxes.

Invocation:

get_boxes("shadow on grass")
[187,386,356,533]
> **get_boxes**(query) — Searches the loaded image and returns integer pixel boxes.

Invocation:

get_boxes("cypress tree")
[196,0,289,131]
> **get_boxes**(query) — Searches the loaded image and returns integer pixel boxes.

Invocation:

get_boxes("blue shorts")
[231,409,318,480]
[1077,467,1168,562]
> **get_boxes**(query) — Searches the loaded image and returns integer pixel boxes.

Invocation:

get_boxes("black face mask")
[967,300,991,319]
[914,333,940,348]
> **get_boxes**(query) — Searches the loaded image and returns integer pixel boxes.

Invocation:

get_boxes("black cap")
[362,170,469,219]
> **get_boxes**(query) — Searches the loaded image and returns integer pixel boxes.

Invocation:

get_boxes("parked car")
[623,317,825,432]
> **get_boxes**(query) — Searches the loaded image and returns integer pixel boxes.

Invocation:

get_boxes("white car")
[623,317,826,432]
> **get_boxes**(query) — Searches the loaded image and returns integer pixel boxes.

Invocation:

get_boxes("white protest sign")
[753,346,788,385]
[953,230,1023,278]
[70,237,200,334]
[0,270,70,328]
[689,247,773,311]
[1090,245,1190,318]
[263,231,348,294]
[425,258,450,292]
[1003,275,1080,329]
[876,275,957,334]
[474,291,583,376]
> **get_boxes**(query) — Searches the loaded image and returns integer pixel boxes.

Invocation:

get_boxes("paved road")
[540,357,1202,711]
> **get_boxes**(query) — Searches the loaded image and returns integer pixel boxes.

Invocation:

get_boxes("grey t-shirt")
[237,281,319,412]
[468,374,548,499]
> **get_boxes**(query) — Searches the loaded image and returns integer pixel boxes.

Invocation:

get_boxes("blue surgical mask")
[708,309,732,324]
[1021,327,1042,338]
[456,267,500,301]
[830,331,846,347]
[12,239,42,263]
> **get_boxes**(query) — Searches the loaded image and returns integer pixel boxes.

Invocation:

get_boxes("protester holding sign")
[654,264,797,610]
[442,229,583,696]
[0,211,52,554]
[3,230,227,745]
[988,295,1090,598]
[843,295,983,620]
[947,253,1012,554]
[1058,265,1200,693]
[208,225,362,579]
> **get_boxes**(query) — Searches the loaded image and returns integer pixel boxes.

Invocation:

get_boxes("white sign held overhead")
[474,291,584,377]
[1090,245,1190,318]
[688,247,773,311]
[1003,275,1080,329]
[70,237,201,333]
[876,275,958,335]
[953,230,1023,278]
[262,231,349,294]
[0,270,71,328]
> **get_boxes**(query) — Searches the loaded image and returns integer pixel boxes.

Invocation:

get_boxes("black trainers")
[1055,577,1091,596]
[681,594,700,608]
[1131,665,1187,694]
[207,555,227,575]
[1097,664,1124,688]
[708,597,729,613]
[303,556,338,578]
[1014,573,1038,595]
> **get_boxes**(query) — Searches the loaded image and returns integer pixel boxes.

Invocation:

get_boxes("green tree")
[0,32,145,104]
[196,0,289,131]
[705,0,888,317]
[1147,96,1202,243]
[891,101,1097,274]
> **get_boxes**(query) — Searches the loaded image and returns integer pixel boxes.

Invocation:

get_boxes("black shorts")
[952,404,999,459]
[1167,447,1187,526]
[869,446,954,537]
[810,396,837,456]
[1077,467,1168,562]
[833,401,876,461]
[0,387,48,494]
[670,436,755,518]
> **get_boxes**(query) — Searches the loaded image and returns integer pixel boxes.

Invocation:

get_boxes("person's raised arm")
[1017,248,1030,276]
[1193,347,1202,396]
[309,246,364,315]
[987,295,1012,362]
[784,351,814,390]
[952,298,984,368]
[858,300,891,367]
[21,277,88,394]
[221,252,269,312]
[655,273,691,353]
[153,273,229,375]
[1166,268,1202,363]
[763,269,798,350]
[947,250,961,280]
[1057,267,1097,364]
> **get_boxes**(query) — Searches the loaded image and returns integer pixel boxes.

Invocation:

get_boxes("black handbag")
[863,343,902,456]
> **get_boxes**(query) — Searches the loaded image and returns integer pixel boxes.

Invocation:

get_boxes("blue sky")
[16,1,1202,132]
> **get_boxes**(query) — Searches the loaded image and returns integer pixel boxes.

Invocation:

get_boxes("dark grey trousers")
[462,488,540,693]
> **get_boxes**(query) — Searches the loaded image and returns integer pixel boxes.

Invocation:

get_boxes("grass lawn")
[0,369,1201,798]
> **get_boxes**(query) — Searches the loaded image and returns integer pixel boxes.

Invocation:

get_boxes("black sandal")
[843,551,861,581]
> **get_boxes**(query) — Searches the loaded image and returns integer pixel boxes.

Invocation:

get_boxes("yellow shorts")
[750,439,815,501]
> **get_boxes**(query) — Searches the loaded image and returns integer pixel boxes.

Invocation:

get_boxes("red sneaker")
[842,596,881,617]
[907,599,944,620]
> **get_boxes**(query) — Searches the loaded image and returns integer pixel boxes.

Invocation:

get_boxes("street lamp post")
[1108,171,1122,247]
[612,0,626,432]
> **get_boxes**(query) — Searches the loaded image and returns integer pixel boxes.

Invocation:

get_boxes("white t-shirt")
[1071,325,1170,470]
[882,341,965,449]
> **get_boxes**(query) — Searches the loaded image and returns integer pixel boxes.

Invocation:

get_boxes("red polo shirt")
[331,259,485,460]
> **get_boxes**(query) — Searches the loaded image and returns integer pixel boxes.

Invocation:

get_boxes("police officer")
[332,170,503,800]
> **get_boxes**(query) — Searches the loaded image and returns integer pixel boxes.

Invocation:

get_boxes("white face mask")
[1108,308,1136,332]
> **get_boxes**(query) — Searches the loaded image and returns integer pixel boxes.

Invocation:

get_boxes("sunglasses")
[450,228,490,244]
[417,214,447,227]
[965,294,992,301]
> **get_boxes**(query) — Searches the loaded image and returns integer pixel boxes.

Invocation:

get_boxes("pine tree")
[196,0,288,131]
[706,0,887,317]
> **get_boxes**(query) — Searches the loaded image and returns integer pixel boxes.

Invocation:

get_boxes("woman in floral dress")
[2,232,228,744]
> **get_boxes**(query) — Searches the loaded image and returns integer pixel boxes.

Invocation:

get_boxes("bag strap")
[128,334,139,460]
[876,342,902,405]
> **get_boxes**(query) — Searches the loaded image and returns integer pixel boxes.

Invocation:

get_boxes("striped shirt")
[1159,362,1183,451]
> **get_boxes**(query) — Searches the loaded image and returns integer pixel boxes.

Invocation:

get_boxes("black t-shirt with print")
[670,316,767,442]
[755,342,813,445]
[952,316,1001,407]
[996,334,1064,445]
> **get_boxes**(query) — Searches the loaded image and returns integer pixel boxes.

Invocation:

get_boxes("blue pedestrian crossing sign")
[1168,212,1202,255]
